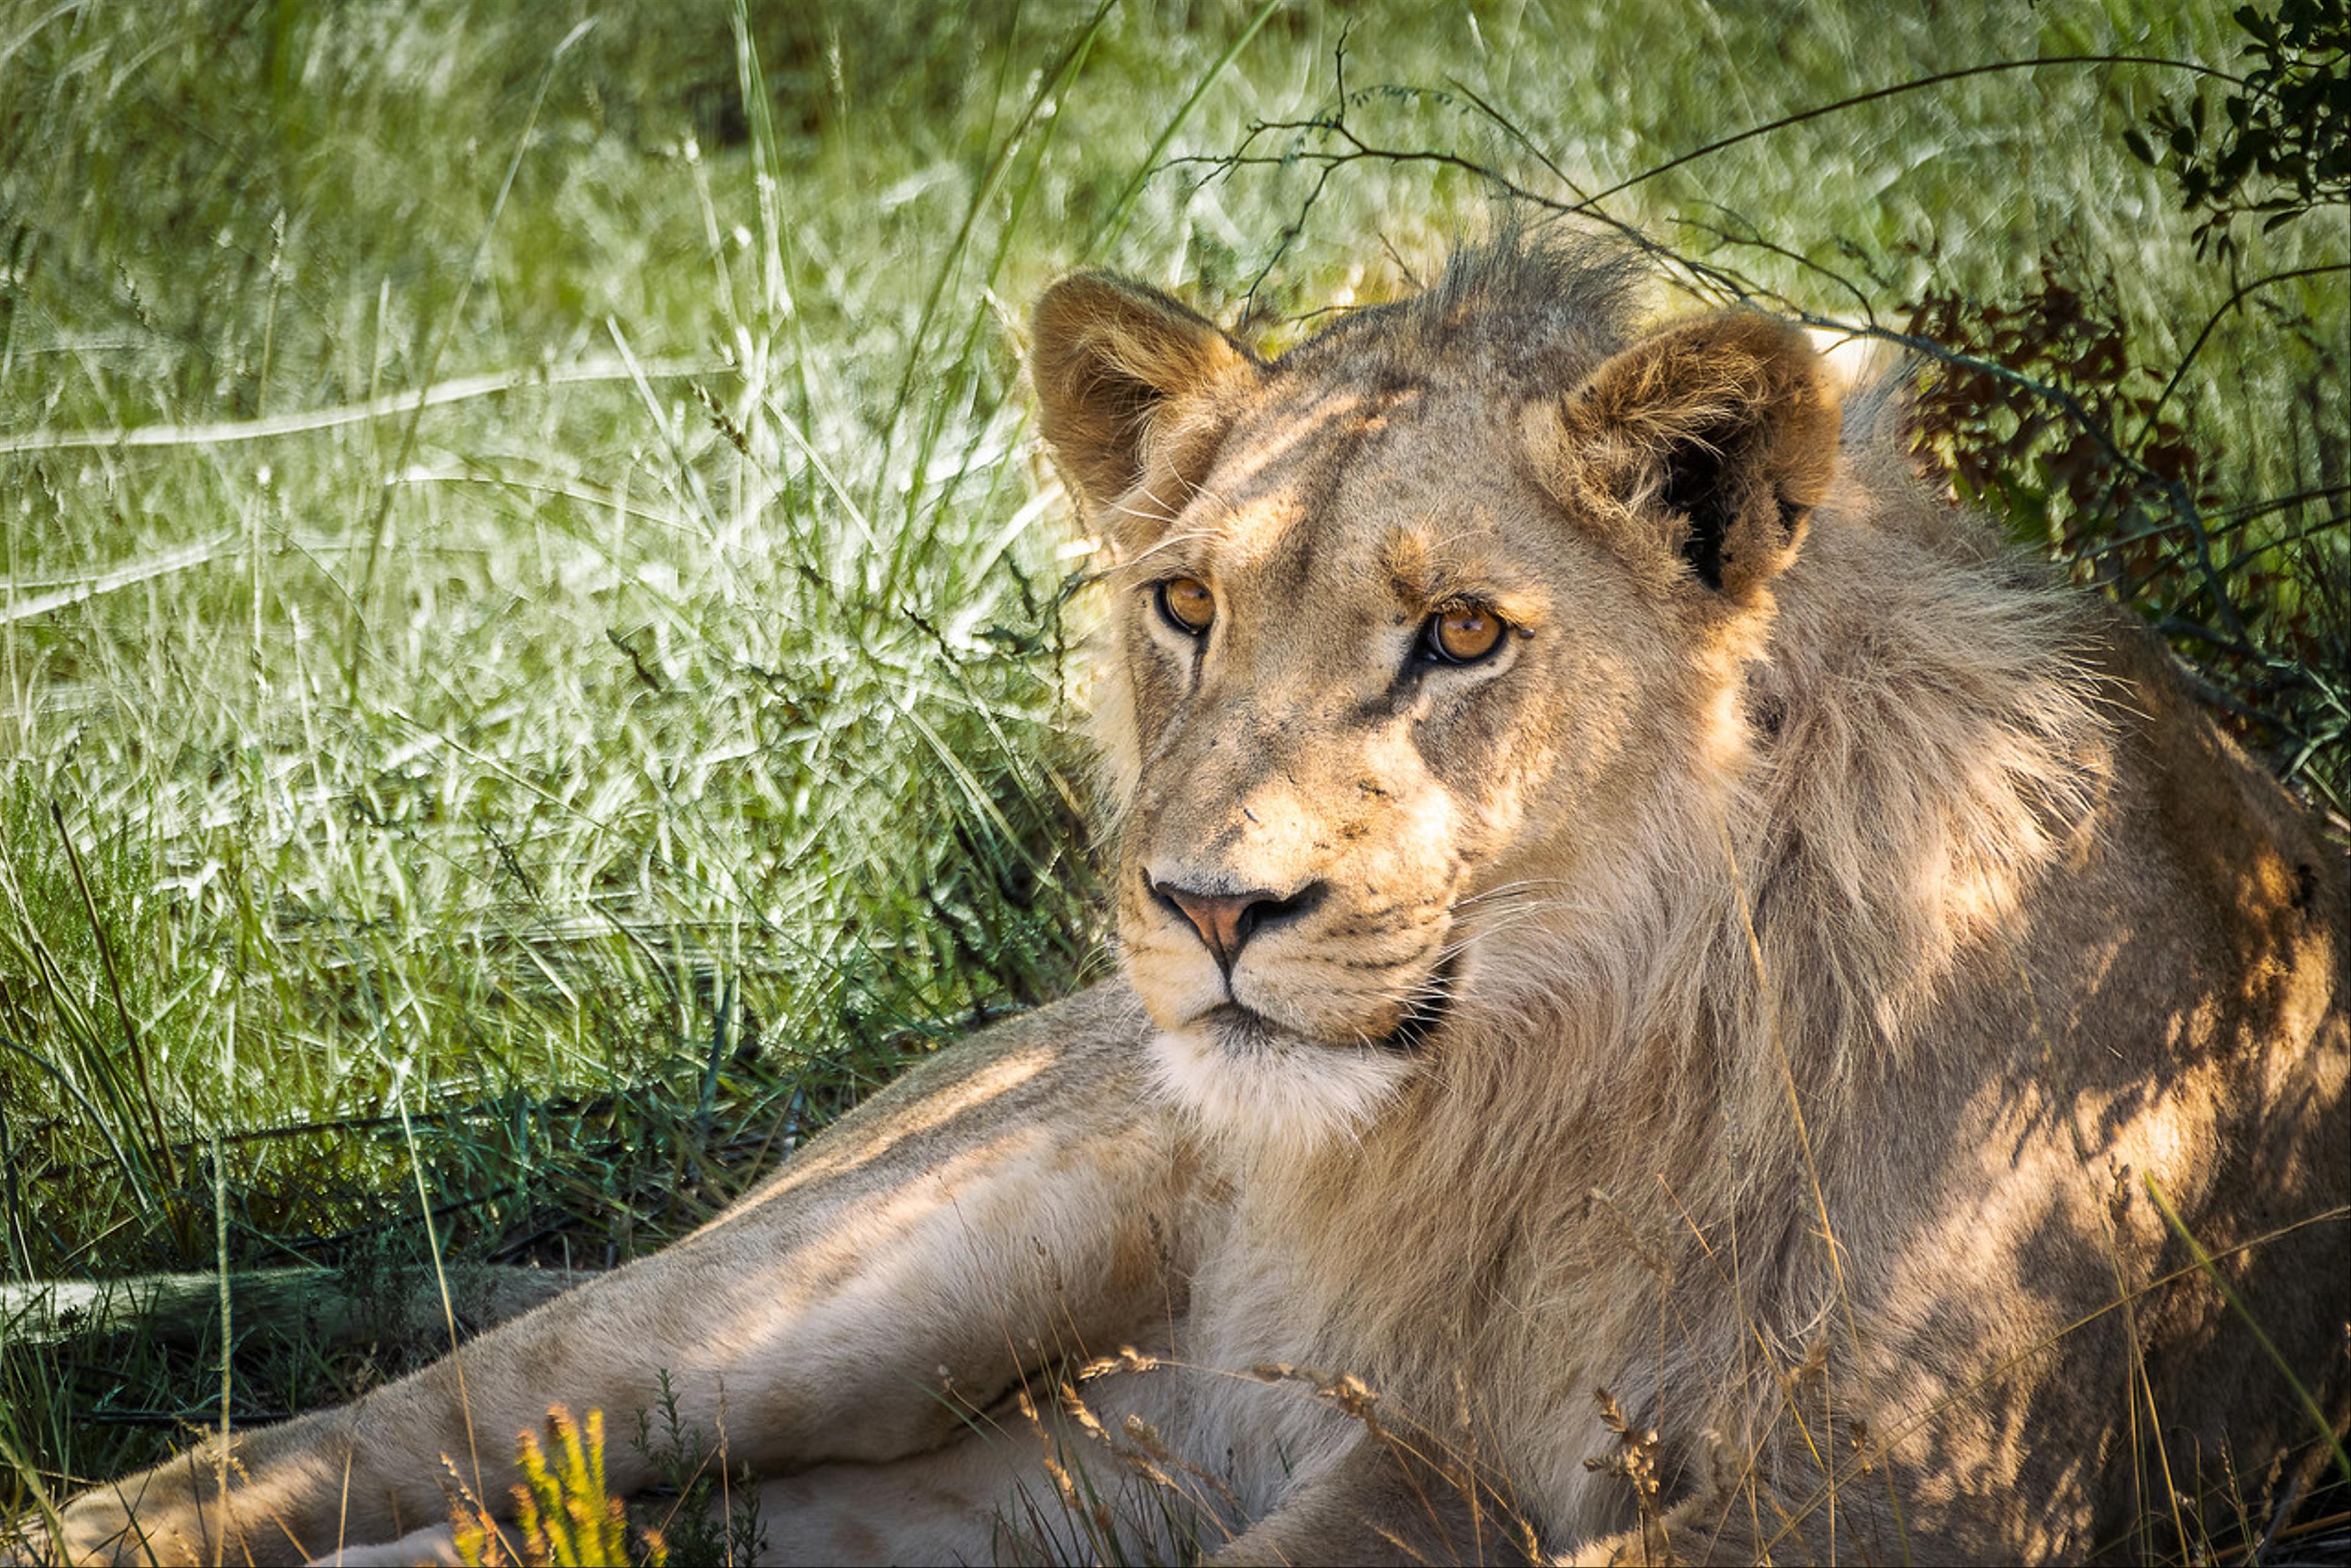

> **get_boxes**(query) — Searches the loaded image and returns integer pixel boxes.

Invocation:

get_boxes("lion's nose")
[1150,879,1324,974]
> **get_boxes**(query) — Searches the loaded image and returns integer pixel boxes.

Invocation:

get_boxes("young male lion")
[32,233,2349,1566]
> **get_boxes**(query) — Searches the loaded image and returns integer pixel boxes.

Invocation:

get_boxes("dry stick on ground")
[0,1264,577,1352]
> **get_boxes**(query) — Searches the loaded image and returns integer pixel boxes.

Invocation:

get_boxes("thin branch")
[1570,55,2251,213]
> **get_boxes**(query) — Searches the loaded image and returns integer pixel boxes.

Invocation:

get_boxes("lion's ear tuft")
[1531,313,1840,601]
[1030,274,1255,538]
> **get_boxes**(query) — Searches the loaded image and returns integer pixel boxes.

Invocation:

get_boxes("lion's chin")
[1147,1010,1419,1156]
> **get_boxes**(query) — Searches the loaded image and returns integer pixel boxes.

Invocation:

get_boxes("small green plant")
[453,1406,664,1568]
[627,1371,765,1567]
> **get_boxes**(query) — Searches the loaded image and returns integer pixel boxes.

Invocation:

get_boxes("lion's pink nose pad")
[1150,881,1324,975]
[1162,889,1262,970]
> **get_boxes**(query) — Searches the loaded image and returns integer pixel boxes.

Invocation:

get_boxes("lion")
[26,231,2347,1566]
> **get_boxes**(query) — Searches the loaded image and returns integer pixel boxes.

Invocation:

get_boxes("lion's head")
[1031,237,1845,1147]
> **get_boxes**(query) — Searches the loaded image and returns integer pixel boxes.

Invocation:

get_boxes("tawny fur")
[29,231,2346,1568]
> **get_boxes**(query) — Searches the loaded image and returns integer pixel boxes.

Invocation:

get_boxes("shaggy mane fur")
[1281,227,1646,390]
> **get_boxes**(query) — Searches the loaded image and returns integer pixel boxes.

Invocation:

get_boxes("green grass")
[0,0,2341,1541]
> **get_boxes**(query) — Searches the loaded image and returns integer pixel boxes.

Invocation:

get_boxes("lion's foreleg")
[44,989,1187,1566]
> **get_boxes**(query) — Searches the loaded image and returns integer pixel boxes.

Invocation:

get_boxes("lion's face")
[1030,263,1839,1140]
[1110,388,1639,1055]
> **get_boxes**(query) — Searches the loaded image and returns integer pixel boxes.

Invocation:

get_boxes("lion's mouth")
[1203,950,1458,1055]
[1200,1002,1280,1051]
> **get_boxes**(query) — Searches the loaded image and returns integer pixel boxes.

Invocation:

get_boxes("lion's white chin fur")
[1148,1019,1418,1156]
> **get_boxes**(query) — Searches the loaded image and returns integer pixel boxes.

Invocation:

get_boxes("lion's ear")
[1030,274,1255,538]
[1526,313,1840,601]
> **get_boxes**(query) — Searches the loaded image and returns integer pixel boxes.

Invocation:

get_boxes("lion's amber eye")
[1424,603,1505,665]
[1157,577,1216,636]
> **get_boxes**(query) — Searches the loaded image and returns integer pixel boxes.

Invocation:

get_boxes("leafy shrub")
[2127,0,2350,261]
